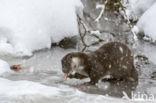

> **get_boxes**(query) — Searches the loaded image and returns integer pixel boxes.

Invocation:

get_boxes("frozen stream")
[0,45,155,103]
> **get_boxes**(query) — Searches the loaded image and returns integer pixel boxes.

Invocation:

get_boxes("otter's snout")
[62,67,70,73]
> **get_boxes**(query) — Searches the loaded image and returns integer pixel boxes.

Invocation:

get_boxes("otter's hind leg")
[128,66,138,82]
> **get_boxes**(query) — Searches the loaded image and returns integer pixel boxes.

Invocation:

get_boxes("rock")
[51,36,78,49]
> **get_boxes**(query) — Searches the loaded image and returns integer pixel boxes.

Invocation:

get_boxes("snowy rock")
[0,0,83,56]
[51,36,78,49]
[0,59,13,76]
[0,37,16,56]
[128,0,156,18]
[137,2,156,41]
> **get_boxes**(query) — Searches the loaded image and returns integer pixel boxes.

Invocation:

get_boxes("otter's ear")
[72,57,80,64]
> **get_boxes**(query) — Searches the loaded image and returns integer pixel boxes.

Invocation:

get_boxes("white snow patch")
[132,26,139,35]
[90,30,101,35]
[128,0,156,17]
[0,37,16,56]
[143,44,156,65]
[0,0,83,56]
[0,78,61,97]
[0,59,13,76]
[95,4,105,22]
[137,2,156,41]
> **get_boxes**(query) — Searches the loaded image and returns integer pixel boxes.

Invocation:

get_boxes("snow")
[137,2,156,42]
[0,0,83,56]
[95,4,105,22]
[0,59,13,76]
[130,1,156,64]
[0,78,146,103]
[90,30,101,35]
[132,26,139,35]
[0,37,16,56]
[128,0,156,18]
[0,78,61,97]
[143,44,156,65]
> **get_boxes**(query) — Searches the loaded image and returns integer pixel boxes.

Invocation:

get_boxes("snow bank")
[0,78,61,97]
[0,59,13,76]
[0,78,142,103]
[128,0,156,18]
[0,0,83,56]
[137,2,156,41]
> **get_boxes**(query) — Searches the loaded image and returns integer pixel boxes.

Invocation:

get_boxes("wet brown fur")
[61,42,138,85]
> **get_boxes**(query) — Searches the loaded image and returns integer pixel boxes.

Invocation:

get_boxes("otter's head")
[61,53,73,74]
[61,52,89,79]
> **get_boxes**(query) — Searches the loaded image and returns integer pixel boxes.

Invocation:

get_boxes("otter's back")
[92,42,134,79]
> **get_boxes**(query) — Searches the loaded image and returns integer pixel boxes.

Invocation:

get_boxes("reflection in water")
[78,79,138,98]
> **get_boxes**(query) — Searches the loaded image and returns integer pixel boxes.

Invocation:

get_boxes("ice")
[0,0,83,56]
[0,59,13,76]
[137,2,156,42]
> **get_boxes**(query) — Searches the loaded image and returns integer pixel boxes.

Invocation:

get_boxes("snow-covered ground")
[0,59,13,76]
[0,0,83,56]
[137,2,156,42]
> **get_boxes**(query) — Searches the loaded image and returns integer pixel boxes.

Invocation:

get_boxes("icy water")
[0,46,156,103]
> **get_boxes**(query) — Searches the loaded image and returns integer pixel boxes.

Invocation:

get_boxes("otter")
[61,42,138,85]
